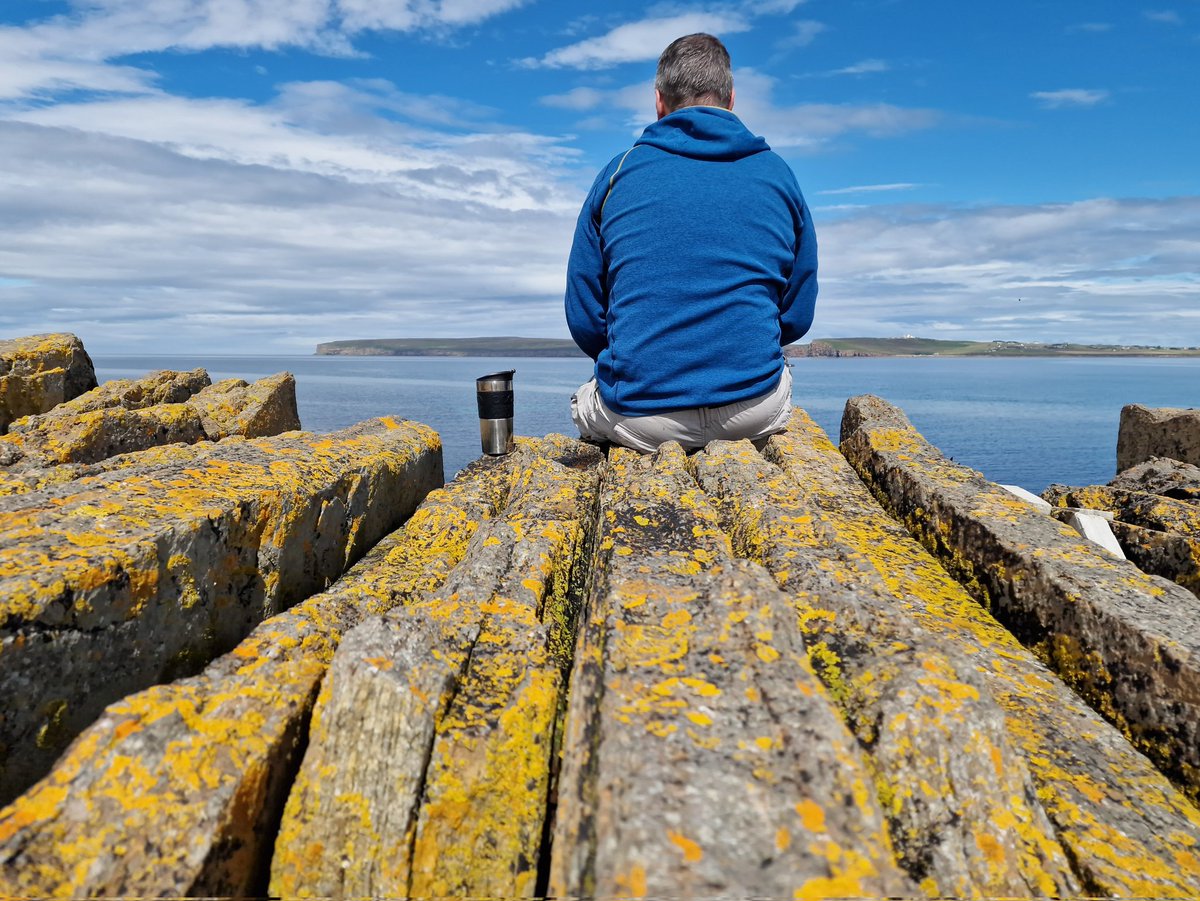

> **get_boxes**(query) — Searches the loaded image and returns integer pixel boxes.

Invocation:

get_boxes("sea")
[93,354,1200,494]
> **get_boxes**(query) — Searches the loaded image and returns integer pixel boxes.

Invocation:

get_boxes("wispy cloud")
[812,197,1200,344]
[560,67,942,151]
[0,109,581,353]
[818,183,922,196]
[732,69,940,149]
[1144,9,1183,25]
[819,58,890,77]
[753,0,810,13]
[778,19,827,48]
[1069,22,1113,33]
[520,0,813,70]
[517,12,752,69]
[0,0,533,100]
[1031,88,1110,109]
[539,87,610,111]
[2,100,1196,352]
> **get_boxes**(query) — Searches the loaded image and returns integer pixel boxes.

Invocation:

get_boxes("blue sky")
[0,0,1197,353]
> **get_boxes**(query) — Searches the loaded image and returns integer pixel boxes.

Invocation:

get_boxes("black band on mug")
[477,391,514,419]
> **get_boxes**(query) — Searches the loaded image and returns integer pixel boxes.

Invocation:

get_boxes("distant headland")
[788,337,1200,357]
[315,336,1200,358]
[315,337,587,357]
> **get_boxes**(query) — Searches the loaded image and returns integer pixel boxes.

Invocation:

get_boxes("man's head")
[655,33,734,118]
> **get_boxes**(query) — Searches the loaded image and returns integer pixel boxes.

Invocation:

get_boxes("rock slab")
[0,449,513,898]
[0,334,96,434]
[695,431,1078,897]
[0,371,299,470]
[271,436,602,899]
[1119,403,1200,471]
[550,444,912,899]
[0,416,442,804]
[751,411,1200,895]
[841,393,1200,807]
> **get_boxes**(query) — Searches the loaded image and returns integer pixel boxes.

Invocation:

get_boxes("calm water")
[93,354,1199,493]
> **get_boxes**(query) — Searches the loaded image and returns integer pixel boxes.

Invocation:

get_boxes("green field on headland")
[788,337,1200,357]
[316,336,1200,358]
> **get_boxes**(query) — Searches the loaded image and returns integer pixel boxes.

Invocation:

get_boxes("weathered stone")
[14,368,211,421]
[0,334,96,433]
[693,432,1078,898]
[0,372,300,470]
[187,372,301,439]
[841,394,1200,808]
[1110,456,1200,501]
[270,436,603,899]
[0,450,512,898]
[1,402,208,466]
[1110,520,1200,598]
[550,445,912,899]
[1119,403,1200,471]
[0,416,442,804]
[1044,483,1200,538]
[749,410,1200,894]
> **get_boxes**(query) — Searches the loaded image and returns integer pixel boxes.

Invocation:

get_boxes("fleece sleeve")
[564,167,615,361]
[779,194,818,346]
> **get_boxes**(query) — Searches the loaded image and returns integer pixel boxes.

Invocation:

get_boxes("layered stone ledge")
[841,393,1200,808]
[702,410,1200,895]
[0,370,299,478]
[271,436,602,899]
[0,446,508,898]
[0,417,441,804]
[0,334,97,435]
[4,404,1200,898]
[551,445,911,899]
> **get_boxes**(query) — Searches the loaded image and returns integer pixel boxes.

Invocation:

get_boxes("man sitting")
[565,32,818,452]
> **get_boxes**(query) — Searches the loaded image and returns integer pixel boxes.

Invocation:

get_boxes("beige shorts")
[571,366,794,453]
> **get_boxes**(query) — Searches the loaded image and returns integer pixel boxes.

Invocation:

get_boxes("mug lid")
[476,369,515,383]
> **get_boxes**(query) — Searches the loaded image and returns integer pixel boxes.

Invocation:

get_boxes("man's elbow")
[567,323,606,360]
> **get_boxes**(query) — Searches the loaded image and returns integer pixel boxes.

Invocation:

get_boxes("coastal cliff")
[2,334,1200,898]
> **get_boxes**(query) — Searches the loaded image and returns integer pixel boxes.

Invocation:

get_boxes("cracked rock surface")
[4,407,1200,898]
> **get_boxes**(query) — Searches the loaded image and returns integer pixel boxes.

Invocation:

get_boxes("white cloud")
[825,58,889,77]
[0,115,581,353]
[779,19,826,48]
[519,12,752,69]
[540,87,610,111]
[2,100,1197,353]
[818,183,922,196]
[1031,88,1110,109]
[335,0,531,33]
[810,197,1200,345]
[1144,10,1183,25]
[753,0,809,13]
[729,69,939,150]
[1069,22,1113,33]
[0,0,531,101]
[573,67,939,150]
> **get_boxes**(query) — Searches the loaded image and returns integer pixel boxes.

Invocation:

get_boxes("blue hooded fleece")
[565,105,817,417]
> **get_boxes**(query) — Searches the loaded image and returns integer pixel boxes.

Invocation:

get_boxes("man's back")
[570,106,815,416]
[565,32,817,452]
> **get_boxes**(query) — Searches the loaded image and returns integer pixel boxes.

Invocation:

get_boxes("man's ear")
[728,87,735,111]
[655,89,668,120]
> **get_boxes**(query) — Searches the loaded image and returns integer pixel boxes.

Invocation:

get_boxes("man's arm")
[564,167,615,360]
[779,194,818,346]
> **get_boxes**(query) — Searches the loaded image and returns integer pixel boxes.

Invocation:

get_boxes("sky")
[0,0,1198,354]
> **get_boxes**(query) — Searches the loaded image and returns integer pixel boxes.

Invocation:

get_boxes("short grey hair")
[655,33,733,113]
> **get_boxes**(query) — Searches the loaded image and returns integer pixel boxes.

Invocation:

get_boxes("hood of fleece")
[634,106,770,161]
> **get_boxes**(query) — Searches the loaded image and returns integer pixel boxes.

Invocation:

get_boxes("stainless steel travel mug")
[477,369,515,455]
